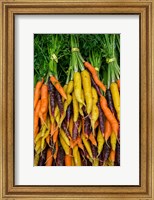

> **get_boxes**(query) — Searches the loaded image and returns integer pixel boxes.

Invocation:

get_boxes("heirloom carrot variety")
[100,95,119,136]
[34,79,44,110]
[110,82,120,121]
[34,34,121,166]
[81,70,92,114]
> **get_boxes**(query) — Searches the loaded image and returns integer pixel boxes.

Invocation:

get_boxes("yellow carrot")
[74,72,84,105]
[81,70,92,114]
[97,128,105,156]
[110,131,117,151]
[81,134,93,158]
[67,80,74,94]
[73,145,81,166]
[110,82,120,121]
[60,135,70,155]
[72,92,79,122]
[60,128,70,146]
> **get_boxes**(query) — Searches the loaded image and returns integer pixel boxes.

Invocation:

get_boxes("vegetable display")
[34,34,120,166]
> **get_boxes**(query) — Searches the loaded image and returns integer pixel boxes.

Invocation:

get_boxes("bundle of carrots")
[34,34,120,166]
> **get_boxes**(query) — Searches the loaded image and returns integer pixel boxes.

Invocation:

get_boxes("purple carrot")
[56,145,65,166]
[91,143,97,159]
[102,139,111,162]
[106,89,116,116]
[48,80,56,116]
[49,135,56,155]
[61,118,71,138]
[115,142,120,166]
[66,103,72,128]
[84,116,91,137]
[97,102,105,135]
[98,152,104,166]
[91,77,101,96]
[38,148,47,166]
[55,89,64,115]
[72,117,80,141]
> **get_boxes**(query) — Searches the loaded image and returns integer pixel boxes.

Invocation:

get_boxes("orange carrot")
[104,120,112,142]
[40,84,48,114]
[45,148,53,166]
[100,95,119,136]
[70,139,78,149]
[89,132,97,146]
[34,79,43,110]
[34,100,41,138]
[46,135,50,145]
[109,150,116,163]
[117,79,120,91]
[84,61,106,92]
[53,141,59,159]
[53,127,59,144]
[65,148,72,166]
[50,122,56,136]
[77,137,84,151]
[50,76,67,100]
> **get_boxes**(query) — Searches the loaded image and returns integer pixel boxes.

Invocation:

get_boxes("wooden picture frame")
[0,0,154,199]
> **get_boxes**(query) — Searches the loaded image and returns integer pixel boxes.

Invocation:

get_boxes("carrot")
[68,116,73,137]
[72,118,80,141]
[97,102,105,136]
[48,80,56,116]
[45,148,53,166]
[73,72,84,105]
[38,148,47,166]
[100,95,119,136]
[34,79,43,110]
[53,126,59,144]
[81,134,93,158]
[117,79,120,91]
[61,119,71,138]
[81,70,92,114]
[97,128,105,156]
[106,89,116,116]
[102,140,111,163]
[53,140,59,159]
[110,131,117,151]
[73,145,81,166]
[77,137,84,151]
[59,94,72,126]
[50,122,56,136]
[79,89,84,116]
[72,92,79,122]
[66,103,72,128]
[60,128,70,146]
[66,80,74,94]
[34,100,41,138]
[109,150,116,163]
[110,82,120,121]
[104,120,112,142]
[40,84,48,114]
[115,142,120,166]
[89,132,97,146]
[65,148,72,166]
[91,104,99,133]
[55,89,64,115]
[60,135,70,155]
[84,61,106,92]
[50,75,67,100]
[46,135,50,145]
[56,145,65,166]
[93,158,99,166]
[34,153,40,166]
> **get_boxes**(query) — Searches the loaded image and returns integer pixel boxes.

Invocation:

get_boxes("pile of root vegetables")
[34,34,120,166]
